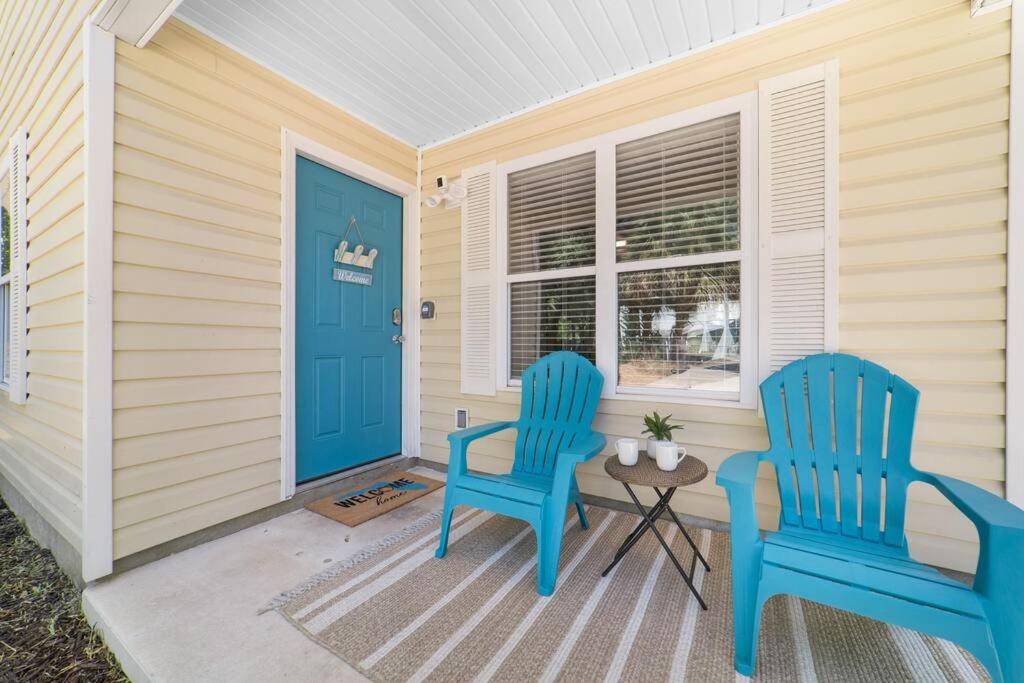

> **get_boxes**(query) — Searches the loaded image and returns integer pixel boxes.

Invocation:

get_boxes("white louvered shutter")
[757,62,839,379]
[460,162,497,396]
[7,129,28,404]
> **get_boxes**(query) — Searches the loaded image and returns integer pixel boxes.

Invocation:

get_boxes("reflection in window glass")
[617,262,740,394]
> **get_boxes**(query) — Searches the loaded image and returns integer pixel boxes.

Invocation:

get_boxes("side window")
[0,195,10,385]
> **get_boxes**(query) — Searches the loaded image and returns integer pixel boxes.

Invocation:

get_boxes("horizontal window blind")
[508,152,596,274]
[617,262,741,393]
[616,113,740,262]
[509,276,595,379]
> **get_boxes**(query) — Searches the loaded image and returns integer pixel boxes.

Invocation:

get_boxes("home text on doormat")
[306,472,444,527]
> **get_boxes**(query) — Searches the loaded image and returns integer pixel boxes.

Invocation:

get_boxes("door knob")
[392,334,405,344]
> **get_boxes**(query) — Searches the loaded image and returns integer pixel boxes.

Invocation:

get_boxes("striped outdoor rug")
[270,506,989,682]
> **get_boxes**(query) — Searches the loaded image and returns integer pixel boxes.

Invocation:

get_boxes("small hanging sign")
[334,268,373,286]
[334,216,378,270]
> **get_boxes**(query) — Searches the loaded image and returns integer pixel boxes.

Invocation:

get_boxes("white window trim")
[496,92,758,409]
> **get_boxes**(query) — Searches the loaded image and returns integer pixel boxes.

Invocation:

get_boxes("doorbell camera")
[435,175,449,193]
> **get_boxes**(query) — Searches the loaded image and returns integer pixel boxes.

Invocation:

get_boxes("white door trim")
[280,129,420,500]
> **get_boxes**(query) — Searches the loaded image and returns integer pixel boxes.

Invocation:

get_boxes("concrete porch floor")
[84,467,447,683]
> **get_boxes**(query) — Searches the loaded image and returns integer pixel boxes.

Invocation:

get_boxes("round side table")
[603,453,712,609]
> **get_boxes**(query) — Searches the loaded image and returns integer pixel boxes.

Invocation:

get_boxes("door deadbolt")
[392,308,402,325]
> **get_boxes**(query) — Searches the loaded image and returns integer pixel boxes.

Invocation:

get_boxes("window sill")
[498,384,755,410]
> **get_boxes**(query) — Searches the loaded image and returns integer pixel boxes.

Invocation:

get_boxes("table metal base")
[601,483,711,610]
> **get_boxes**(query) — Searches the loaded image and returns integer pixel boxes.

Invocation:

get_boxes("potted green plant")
[642,411,684,458]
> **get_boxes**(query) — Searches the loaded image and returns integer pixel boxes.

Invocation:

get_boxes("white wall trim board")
[412,148,423,460]
[91,0,182,47]
[972,0,1013,17]
[136,0,184,47]
[81,21,115,583]
[280,129,419,501]
[1006,0,1022,508]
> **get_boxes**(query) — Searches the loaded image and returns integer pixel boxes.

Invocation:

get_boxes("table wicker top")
[604,452,708,488]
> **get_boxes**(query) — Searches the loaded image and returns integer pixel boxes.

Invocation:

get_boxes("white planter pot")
[646,437,670,458]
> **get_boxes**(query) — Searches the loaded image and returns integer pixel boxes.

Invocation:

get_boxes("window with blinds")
[506,153,597,380]
[0,177,11,387]
[509,277,595,379]
[616,114,740,262]
[615,113,743,397]
[498,96,760,402]
[508,153,596,273]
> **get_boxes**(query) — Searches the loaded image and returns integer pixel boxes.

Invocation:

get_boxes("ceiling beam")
[91,0,183,47]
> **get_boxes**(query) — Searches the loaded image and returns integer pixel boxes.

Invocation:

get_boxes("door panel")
[296,156,403,482]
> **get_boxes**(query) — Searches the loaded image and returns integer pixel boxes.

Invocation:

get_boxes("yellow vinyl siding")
[110,19,417,559]
[420,0,1010,572]
[0,0,94,554]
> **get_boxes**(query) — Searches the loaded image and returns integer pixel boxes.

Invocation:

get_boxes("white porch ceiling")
[175,0,842,148]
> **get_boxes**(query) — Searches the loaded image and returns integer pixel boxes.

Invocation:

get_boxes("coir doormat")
[306,472,444,527]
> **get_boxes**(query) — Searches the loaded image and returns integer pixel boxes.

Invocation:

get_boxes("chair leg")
[435,501,455,559]
[575,501,589,530]
[734,593,766,677]
[571,477,589,530]
[984,613,1016,683]
[536,518,564,597]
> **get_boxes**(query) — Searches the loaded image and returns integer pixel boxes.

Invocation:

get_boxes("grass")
[0,496,126,681]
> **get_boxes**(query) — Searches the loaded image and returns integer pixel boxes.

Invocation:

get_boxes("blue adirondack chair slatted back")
[513,351,604,477]
[760,353,920,548]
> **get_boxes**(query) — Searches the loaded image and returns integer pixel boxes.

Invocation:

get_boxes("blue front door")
[295,156,403,482]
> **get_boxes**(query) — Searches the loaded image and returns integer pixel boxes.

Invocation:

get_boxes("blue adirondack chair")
[718,353,1024,681]
[436,351,605,596]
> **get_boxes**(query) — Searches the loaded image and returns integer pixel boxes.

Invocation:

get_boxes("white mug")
[655,441,687,471]
[616,438,639,466]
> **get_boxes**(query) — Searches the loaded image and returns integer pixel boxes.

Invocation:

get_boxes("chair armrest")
[715,451,765,546]
[447,421,516,476]
[914,470,1024,533]
[916,471,1024,621]
[548,432,606,511]
[716,451,763,491]
[558,432,606,464]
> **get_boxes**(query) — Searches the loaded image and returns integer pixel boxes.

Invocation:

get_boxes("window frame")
[496,92,758,408]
